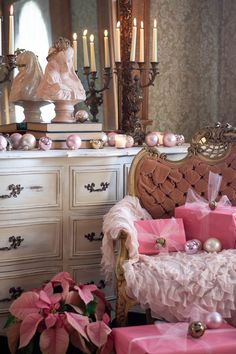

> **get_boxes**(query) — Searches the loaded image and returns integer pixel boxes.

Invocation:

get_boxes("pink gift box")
[134,218,186,255]
[175,206,236,249]
[112,323,236,354]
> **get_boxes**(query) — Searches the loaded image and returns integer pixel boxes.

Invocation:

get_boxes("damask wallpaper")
[149,0,236,141]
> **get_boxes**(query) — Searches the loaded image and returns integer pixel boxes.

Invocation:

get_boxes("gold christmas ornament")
[209,200,218,210]
[155,237,166,249]
[203,238,222,253]
[188,321,206,338]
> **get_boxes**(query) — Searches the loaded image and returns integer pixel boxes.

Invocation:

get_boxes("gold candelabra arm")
[83,67,112,122]
[0,54,17,84]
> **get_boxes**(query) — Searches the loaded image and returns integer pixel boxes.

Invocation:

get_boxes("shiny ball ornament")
[38,136,53,151]
[66,134,82,150]
[192,239,202,251]
[20,133,36,150]
[203,238,222,253]
[185,239,199,254]
[188,321,206,338]
[126,135,134,148]
[100,132,108,145]
[75,110,89,123]
[175,134,185,146]
[209,200,217,210]
[10,133,22,149]
[206,312,223,329]
[163,133,177,147]
[0,135,7,151]
[107,132,117,147]
[145,132,158,147]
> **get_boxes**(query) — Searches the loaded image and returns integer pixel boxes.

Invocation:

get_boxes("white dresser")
[0,146,188,331]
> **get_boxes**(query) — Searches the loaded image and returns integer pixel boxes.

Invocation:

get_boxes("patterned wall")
[149,0,236,141]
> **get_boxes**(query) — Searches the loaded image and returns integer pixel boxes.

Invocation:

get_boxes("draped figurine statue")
[9,50,49,122]
[36,37,86,122]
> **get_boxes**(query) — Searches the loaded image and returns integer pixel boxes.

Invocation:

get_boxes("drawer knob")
[84,182,110,193]
[0,286,24,302]
[0,236,24,251]
[0,184,24,199]
[84,232,104,242]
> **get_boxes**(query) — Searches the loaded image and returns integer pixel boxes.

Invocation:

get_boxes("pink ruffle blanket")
[101,196,236,322]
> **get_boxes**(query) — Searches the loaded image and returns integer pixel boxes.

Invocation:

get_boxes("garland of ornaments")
[0,130,185,151]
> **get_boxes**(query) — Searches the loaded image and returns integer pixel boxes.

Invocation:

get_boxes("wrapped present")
[134,218,186,255]
[175,172,236,249]
[112,323,236,354]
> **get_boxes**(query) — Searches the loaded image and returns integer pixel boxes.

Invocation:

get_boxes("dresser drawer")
[69,216,103,259]
[68,264,115,299]
[70,165,122,209]
[0,266,62,315]
[0,167,62,211]
[0,217,62,263]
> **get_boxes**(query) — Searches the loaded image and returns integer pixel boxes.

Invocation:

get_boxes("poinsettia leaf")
[4,314,18,329]
[86,321,112,348]
[40,327,69,354]
[10,292,40,320]
[70,330,93,354]
[74,284,97,305]
[85,300,97,316]
[16,337,35,354]
[6,321,21,354]
[19,313,43,348]
[65,312,89,340]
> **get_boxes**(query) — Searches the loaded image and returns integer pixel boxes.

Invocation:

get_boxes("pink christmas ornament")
[175,134,185,146]
[107,132,117,147]
[184,239,199,255]
[20,133,36,150]
[163,133,177,147]
[192,239,202,251]
[100,132,108,145]
[66,134,82,150]
[0,135,7,151]
[145,132,158,147]
[10,133,22,149]
[206,312,223,329]
[38,136,53,151]
[126,135,134,148]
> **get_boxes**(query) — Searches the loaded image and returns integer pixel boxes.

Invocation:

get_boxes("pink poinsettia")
[5,272,113,354]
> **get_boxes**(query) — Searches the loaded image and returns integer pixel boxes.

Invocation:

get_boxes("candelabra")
[115,60,159,144]
[83,67,112,122]
[0,54,16,84]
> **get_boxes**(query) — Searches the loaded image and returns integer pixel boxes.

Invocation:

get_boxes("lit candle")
[9,5,14,55]
[0,17,2,56]
[82,29,89,67]
[104,30,110,68]
[115,21,121,62]
[130,18,137,62]
[90,34,96,72]
[72,33,78,71]
[152,19,158,62]
[115,134,127,149]
[139,21,144,62]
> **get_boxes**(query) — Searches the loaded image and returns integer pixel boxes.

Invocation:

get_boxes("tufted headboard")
[128,124,236,219]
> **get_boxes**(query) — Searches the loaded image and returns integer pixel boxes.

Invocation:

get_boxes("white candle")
[104,30,110,68]
[139,21,144,62]
[9,5,14,55]
[82,29,89,67]
[115,21,121,62]
[152,19,158,62]
[72,33,78,71]
[130,18,137,62]
[0,17,2,56]
[115,134,127,148]
[90,34,96,72]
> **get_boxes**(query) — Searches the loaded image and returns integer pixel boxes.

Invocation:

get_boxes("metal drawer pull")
[84,182,110,193]
[0,286,24,302]
[29,185,43,191]
[0,236,24,251]
[0,184,24,199]
[84,232,104,242]
[86,280,106,289]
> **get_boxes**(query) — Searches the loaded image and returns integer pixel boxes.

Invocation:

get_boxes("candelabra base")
[14,100,50,123]
[51,100,78,123]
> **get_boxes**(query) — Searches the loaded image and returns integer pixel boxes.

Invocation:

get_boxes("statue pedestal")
[51,100,78,123]
[15,100,50,123]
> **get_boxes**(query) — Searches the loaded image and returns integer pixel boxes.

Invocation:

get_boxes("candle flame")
[141,21,144,29]
[90,34,94,42]
[83,29,88,36]
[117,21,120,28]
[10,5,14,15]
[133,18,137,26]
[73,33,77,40]
[154,19,157,28]
[104,29,108,37]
